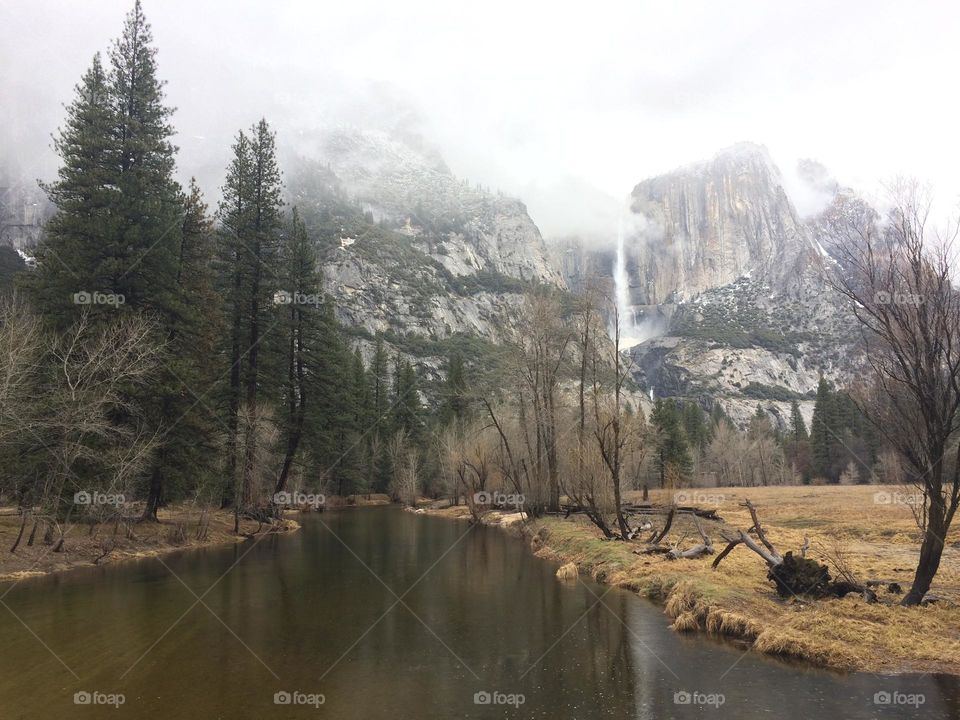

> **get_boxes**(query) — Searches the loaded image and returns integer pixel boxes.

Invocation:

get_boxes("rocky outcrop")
[626,142,814,304]
[287,128,565,375]
[314,128,564,287]
[548,236,614,295]
[0,181,49,252]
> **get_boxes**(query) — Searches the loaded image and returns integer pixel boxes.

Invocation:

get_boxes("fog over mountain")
[3,0,960,237]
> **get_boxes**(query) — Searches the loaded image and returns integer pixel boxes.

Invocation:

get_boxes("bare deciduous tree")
[826,180,960,605]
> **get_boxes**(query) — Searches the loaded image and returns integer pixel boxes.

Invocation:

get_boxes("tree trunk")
[902,499,948,606]
[10,512,28,553]
[141,464,164,522]
[223,263,243,509]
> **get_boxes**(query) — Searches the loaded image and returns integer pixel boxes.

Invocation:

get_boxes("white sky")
[2,0,959,237]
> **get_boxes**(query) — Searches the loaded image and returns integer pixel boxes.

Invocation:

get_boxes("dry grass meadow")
[431,484,960,675]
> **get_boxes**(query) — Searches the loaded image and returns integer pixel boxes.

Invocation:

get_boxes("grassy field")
[430,484,960,675]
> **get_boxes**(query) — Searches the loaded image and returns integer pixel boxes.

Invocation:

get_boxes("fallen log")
[667,515,714,559]
[561,502,721,521]
[712,499,874,600]
[647,508,675,544]
[621,503,722,520]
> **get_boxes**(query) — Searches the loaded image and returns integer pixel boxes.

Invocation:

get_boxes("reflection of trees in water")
[578,589,637,701]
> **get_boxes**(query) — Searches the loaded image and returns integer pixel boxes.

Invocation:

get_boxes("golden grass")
[556,562,578,581]
[426,484,960,675]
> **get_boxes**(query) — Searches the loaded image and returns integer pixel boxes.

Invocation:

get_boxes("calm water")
[0,507,956,719]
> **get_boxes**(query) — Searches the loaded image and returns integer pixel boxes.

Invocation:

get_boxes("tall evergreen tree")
[216,119,283,518]
[651,398,692,486]
[369,334,390,422]
[30,53,116,325]
[142,180,223,518]
[238,119,283,508]
[32,3,196,520]
[391,356,424,444]
[32,2,183,324]
[440,351,467,426]
[810,376,839,482]
[217,130,252,509]
[682,400,710,453]
[106,0,182,319]
[275,207,316,496]
[789,400,808,443]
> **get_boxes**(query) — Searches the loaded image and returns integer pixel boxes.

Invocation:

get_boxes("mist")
[3,0,960,236]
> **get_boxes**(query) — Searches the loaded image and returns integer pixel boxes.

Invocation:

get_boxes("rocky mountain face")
[549,236,614,295]
[0,180,49,251]
[556,144,862,428]
[626,142,815,304]
[287,128,566,377]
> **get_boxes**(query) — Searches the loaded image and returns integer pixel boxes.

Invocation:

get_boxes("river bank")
[421,484,960,676]
[0,494,397,582]
[0,506,300,582]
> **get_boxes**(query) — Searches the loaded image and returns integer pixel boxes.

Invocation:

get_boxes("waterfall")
[612,216,640,347]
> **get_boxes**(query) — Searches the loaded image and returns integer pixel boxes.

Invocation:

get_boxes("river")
[0,507,955,718]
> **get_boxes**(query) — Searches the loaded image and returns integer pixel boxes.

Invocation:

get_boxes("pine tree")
[710,401,733,431]
[651,398,692,486]
[275,207,316,496]
[369,334,390,423]
[217,130,253,509]
[789,400,808,443]
[32,3,194,518]
[217,119,283,516]
[391,356,424,444]
[142,180,223,518]
[106,0,182,320]
[351,348,374,495]
[682,400,709,453]
[30,53,117,325]
[32,4,182,325]
[440,351,467,426]
[238,119,283,508]
[810,376,838,482]
[352,347,374,432]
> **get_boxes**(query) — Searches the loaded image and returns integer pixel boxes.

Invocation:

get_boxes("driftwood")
[631,510,715,559]
[561,499,721,560]
[667,515,714,559]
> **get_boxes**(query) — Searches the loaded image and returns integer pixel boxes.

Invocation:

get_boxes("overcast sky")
[2,0,959,237]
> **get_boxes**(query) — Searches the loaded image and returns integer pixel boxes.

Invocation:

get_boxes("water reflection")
[0,507,955,719]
